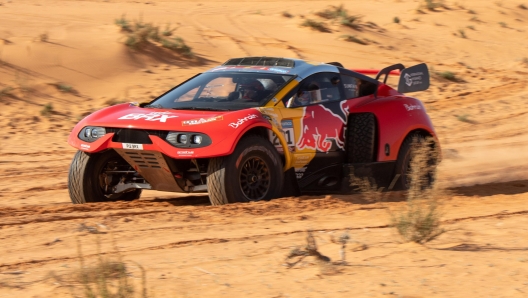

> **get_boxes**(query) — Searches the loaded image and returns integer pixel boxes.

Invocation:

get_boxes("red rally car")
[67,57,439,205]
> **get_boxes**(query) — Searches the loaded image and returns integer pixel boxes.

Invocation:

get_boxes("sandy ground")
[1,0,528,297]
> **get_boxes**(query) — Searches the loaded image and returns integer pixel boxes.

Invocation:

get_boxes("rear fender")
[352,96,437,162]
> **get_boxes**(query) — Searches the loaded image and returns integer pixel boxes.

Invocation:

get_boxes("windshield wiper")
[143,104,164,109]
[173,107,231,111]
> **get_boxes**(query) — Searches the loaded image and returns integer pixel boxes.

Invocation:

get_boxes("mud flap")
[280,167,301,197]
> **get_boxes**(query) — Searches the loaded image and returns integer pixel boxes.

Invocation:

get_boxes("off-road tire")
[68,150,142,204]
[346,113,377,163]
[393,134,437,191]
[207,135,284,205]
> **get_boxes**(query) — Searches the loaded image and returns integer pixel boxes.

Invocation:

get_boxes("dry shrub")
[50,234,148,298]
[301,19,331,32]
[314,4,363,30]
[350,136,445,244]
[115,15,193,57]
[285,231,334,274]
[390,137,445,244]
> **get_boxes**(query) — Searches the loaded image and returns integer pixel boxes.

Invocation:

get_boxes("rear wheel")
[346,113,377,163]
[68,150,142,204]
[207,135,284,205]
[393,134,437,190]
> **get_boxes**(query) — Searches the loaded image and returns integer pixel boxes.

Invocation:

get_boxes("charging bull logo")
[297,105,345,152]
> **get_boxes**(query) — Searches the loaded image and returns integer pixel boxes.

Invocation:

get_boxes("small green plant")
[499,21,507,28]
[341,35,368,45]
[340,14,363,29]
[458,29,467,38]
[315,4,347,19]
[456,114,471,122]
[161,37,193,56]
[301,19,330,32]
[0,86,13,98]
[425,0,442,11]
[437,71,457,81]
[282,11,293,18]
[162,23,176,36]
[57,83,74,93]
[393,16,401,23]
[41,103,53,116]
[115,14,132,32]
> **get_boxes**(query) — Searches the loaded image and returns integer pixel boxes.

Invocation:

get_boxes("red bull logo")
[297,104,345,152]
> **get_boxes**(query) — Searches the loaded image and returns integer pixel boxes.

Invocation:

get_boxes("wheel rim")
[239,156,270,201]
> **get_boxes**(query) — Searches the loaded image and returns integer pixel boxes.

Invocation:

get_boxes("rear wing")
[353,63,430,94]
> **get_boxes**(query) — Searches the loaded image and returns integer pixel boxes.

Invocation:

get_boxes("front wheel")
[207,135,284,205]
[68,150,142,204]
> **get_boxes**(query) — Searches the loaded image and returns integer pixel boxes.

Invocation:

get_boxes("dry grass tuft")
[341,35,368,45]
[50,234,148,298]
[389,137,445,244]
[350,136,445,244]
[40,103,53,117]
[436,70,458,82]
[282,11,293,18]
[313,4,363,30]
[301,19,331,32]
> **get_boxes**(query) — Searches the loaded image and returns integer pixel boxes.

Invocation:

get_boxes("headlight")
[192,135,202,144]
[166,132,211,148]
[79,127,106,143]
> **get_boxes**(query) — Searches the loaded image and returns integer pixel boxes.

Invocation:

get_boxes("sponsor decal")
[177,150,194,156]
[268,67,290,74]
[269,119,295,152]
[228,114,259,128]
[122,143,143,150]
[404,72,424,87]
[118,112,178,123]
[80,144,91,150]
[295,166,307,179]
[404,103,422,111]
[297,104,345,152]
[182,115,223,126]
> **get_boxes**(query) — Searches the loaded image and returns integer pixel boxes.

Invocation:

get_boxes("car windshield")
[149,72,294,111]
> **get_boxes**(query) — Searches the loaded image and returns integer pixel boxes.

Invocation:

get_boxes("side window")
[341,75,359,99]
[285,73,343,108]
[341,74,378,98]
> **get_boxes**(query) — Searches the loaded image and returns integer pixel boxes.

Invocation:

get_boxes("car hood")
[79,103,259,131]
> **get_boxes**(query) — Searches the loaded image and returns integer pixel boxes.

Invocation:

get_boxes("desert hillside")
[1,0,528,297]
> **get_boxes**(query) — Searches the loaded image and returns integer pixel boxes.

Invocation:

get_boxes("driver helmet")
[240,80,264,100]
[298,82,320,105]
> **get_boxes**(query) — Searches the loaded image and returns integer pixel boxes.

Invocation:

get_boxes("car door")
[279,72,349,190]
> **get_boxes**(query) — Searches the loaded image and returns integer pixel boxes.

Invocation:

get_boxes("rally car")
[67,56,439,205]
